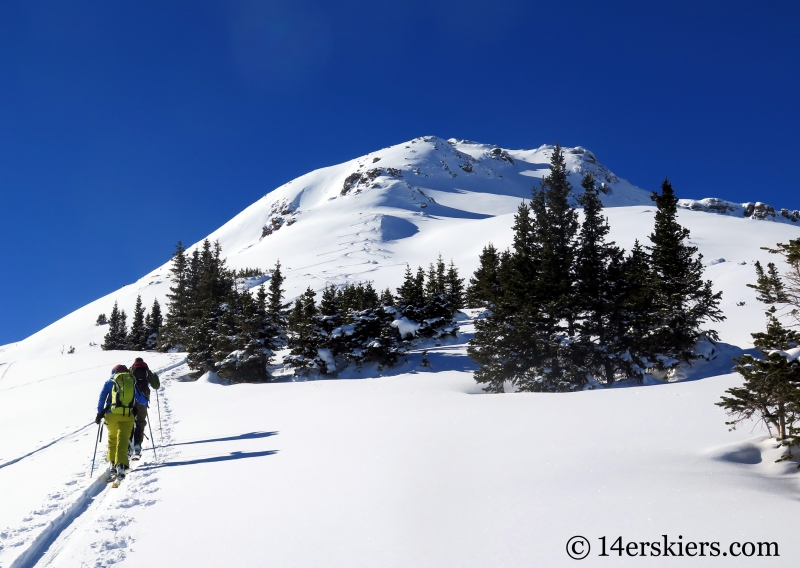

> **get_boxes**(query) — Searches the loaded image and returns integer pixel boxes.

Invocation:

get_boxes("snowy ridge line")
[0,422,94,471]
[7,474,108,568]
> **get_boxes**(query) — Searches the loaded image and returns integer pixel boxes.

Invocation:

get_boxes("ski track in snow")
[0,362,14,384]
[0,359,185,568]
[0,424,94,471]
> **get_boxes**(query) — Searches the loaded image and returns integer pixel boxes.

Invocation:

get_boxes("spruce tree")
[719,251,800,446]
[647,178,724,370]
[748,261,787,304]
[539,143,579,336]
[380,287,395,307]
[760,239,800,326]
[102,302,129,350]
[573,173,623,385]
[397,264,425,309]
[286,287,327,376]
[470,146,581,393]
[615,240,656,381]
[470,203,548,392]
[147,298,163,349]
[466,244,501,308]
[161,242,190,351]
[718,315,800,440]
[128,295,147,350]
[445,259,465,311]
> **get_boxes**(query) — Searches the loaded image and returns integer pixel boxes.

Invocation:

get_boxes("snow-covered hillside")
[2,136,798,359]
[1,136,799,567]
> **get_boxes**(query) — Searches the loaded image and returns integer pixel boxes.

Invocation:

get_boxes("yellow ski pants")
[105,413,135,467]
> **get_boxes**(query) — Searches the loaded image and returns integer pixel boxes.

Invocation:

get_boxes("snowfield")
[1,136,799,567]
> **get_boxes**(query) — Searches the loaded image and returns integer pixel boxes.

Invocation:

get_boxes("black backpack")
[132,366,151,397]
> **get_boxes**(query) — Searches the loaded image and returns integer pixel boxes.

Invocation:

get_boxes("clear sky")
[1,0,798,345]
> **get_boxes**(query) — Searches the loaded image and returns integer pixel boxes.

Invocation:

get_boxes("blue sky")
[1,0,798,345]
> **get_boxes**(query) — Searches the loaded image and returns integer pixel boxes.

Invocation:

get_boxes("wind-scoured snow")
[0,136,799,567]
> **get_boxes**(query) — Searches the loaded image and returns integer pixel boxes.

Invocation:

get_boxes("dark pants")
[133,398,150,446]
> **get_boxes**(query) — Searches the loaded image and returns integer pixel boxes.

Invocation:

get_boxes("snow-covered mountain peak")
[5,134,800,361]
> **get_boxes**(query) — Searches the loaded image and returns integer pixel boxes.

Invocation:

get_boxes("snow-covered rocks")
[678,197,800,224]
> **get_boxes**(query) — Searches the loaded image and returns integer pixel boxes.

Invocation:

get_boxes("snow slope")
[2,136,798,359]
[1,136,799,567]
[0,320,796,567]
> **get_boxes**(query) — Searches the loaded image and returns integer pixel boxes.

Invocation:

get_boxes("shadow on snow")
[162,431,278,448]
[137,450,278,470]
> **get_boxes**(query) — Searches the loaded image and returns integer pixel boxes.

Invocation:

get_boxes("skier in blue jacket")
[95,364,148,480]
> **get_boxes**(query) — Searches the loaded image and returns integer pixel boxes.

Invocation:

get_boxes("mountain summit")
[2,136,798,358]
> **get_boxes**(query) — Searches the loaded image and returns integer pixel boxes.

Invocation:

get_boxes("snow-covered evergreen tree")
[719,311,800,441]
[285,287,328,376]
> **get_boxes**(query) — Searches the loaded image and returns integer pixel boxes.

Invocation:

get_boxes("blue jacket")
[97,378,148,414]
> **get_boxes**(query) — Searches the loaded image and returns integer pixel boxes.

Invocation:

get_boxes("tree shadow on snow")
[137,450,278,470]
[162,431,278,448]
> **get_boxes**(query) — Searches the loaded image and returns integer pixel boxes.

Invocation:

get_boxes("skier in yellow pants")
[95,364,147,481]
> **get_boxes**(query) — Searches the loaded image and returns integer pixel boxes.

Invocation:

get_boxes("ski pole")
[156,388,163,441]
[90,421,102,477]
[146,409,157,459]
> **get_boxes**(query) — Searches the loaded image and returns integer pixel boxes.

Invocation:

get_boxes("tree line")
[466,143,724,392]
[99,297,162,351]
[101,143,726,391]
[101,238,464,382]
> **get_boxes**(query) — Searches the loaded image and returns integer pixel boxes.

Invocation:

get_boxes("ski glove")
[95,411,105,424]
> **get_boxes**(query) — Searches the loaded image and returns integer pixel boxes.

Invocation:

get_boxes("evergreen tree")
[96,313,107,326]
[760,239,800,326]
[748,261,787,304]
[102,302,128,350]
[647,178,724,370]
[286,287,327,376]
[263,260,288,352]
[573,173,624,385]
[469,202,550,392]
[718,251,800,446]
[615,240,656,381]
[380,287,395,307]
[539,143,579,336]
[466,243,501,308]
[185,239,236,373]
[397,264,425,308]
[128,295,147,350]
[469,147,582,393]
[146,299,163,349]
[161,242,190,351]
[718,315,800,440]
[445,259,465,311]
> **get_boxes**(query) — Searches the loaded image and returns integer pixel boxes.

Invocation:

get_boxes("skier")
[130,358,160,459]
[95,364,147,482]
